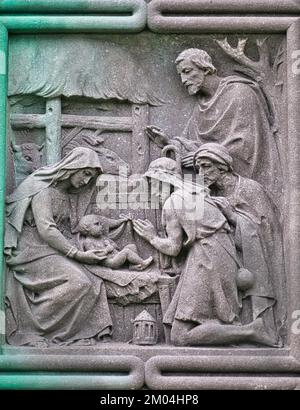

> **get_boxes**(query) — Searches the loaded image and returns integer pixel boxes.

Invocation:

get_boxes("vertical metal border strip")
[287,19,300,361]
[0,23,7,349]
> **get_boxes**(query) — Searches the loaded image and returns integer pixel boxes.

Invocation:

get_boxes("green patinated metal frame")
[1,0,300,390]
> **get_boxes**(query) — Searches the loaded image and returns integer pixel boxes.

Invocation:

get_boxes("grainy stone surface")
[1,0,300,390]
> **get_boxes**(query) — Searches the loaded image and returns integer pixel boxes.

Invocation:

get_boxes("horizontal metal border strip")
[148,0,299,33]
[0,0,144,14]
[145,356,300,390]
[0,15,146,33]
[0,0,147,32]
[148,16,299,34]
[0,355,145,390]
[148,0,300,15]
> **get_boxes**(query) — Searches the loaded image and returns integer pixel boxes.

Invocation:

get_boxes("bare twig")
[216,37,271,77]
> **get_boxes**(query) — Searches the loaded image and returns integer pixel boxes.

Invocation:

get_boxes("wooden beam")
[10,113,46,129]
[10,110,136,167]
[61,114,133,131]
[11,113,134,132]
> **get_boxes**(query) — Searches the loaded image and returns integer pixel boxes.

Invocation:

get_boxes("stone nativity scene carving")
[3,33,287,349]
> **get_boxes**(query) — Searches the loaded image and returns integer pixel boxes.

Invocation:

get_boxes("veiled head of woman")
[51,147,103,190]
[6,147,104,207]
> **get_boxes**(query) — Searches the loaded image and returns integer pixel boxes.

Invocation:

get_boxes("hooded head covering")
[193,143,233,171]
[5,147,102,256]
[7,147,102,204]
[144,157,183,188]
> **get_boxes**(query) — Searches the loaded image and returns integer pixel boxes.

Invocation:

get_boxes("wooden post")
[132,104,149,174]
[45,98,61,164]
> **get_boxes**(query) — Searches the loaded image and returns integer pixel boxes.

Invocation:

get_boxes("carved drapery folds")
[5,28,287,350]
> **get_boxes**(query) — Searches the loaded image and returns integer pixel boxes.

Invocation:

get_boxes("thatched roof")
[8,37,163,106]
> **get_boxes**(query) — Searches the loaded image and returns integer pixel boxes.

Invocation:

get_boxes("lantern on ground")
[132,310,158,345]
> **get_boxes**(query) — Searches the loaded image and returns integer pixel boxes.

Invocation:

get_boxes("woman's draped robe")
[5,187,113,346]
[5,185,161,345]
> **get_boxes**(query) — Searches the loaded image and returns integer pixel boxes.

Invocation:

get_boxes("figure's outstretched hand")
[75,250,107,264]
[145,126,170,148]
[133,219,157,242]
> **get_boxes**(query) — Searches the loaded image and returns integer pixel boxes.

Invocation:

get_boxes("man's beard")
[187,84,201,95]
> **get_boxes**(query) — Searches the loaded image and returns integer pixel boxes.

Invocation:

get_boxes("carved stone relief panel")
[1,0,300,391]
[4,32,288,349]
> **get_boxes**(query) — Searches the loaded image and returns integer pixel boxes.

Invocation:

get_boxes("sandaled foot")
[27,340,49,348]
[130,263,142,270]
[251,318,279,347]
[71,338,96,346]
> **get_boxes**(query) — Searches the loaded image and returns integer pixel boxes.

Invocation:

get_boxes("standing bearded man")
[147,48,282,204]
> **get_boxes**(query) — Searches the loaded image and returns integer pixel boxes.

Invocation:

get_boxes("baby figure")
[75,214,153,271]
